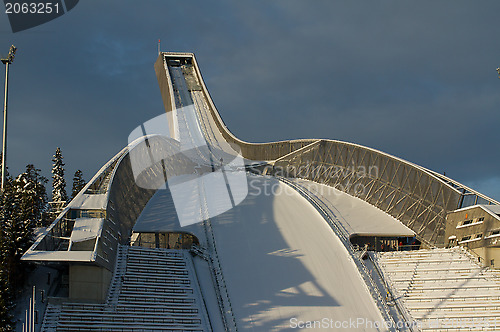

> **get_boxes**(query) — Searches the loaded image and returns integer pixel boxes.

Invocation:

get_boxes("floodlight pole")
[1,45,16,193]
[1,61,9,192]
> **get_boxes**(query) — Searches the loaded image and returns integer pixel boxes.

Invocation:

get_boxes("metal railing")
[369,252,419,332]
[202,218,238,332]
[105,245,128,308]
[198,182,237,332]
[182,250,214,332]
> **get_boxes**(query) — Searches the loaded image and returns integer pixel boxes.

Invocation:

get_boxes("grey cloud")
[0,0,498,201]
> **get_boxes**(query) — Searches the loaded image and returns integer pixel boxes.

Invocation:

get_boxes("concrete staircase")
[376,247,500,331]
[42,245,211,331]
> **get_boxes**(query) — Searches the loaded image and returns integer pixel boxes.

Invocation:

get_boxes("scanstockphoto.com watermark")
[289,317,499,330]
[248,162,379,198]
[290,317,418,330]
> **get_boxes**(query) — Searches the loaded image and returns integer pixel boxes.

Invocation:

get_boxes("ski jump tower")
[20,52,500,332]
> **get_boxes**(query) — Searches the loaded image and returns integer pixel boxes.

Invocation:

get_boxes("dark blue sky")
[0,1,499,200]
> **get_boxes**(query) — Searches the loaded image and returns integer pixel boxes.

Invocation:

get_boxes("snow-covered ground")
[207,174,388,331]
[14,264,60,332]
[132,173,391,331]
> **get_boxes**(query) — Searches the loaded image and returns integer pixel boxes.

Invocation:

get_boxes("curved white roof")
[292,179,414,238]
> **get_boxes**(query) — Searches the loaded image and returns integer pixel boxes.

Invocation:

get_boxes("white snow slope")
[207,174,388,331]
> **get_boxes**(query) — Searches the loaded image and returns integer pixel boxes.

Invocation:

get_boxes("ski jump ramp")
[22,52,500,331]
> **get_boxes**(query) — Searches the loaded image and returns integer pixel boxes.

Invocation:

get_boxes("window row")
[456,217,484,228]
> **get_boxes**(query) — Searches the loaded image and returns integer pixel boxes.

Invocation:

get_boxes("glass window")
[476,197,490,205]
[461,194,477,208]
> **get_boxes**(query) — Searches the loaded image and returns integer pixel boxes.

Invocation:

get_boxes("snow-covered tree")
[0,225,15,330]
[0,164,47,330]
[51,147,67,204]
[13,165,48,244]
[71,170,86,200]
[0,174,15,330]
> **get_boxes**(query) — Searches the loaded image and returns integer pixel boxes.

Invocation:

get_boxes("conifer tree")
[51,147,67,204]
[13,165,48,251]
[0,174,15,330]
[71,170,86,200]
[0,161,47,330]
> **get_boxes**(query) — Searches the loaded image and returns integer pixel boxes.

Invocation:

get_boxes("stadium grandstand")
[20,52,500,331]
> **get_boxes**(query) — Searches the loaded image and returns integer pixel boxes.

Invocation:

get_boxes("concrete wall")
[445,206,500,268]
[69,265,112,302]
[445,206,500,249]
[470,247,500,269]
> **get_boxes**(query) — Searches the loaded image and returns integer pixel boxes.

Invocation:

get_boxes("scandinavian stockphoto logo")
[3,0,79,33]
[128,105,248,227]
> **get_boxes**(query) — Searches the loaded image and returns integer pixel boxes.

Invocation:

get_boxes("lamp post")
[1,45,17,192]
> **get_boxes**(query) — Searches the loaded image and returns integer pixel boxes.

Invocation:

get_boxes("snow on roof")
[21,250,95,262]
[70,218,104,243]
[481,204,500,216]
[293,179,415,238]
[68,194,107,210]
